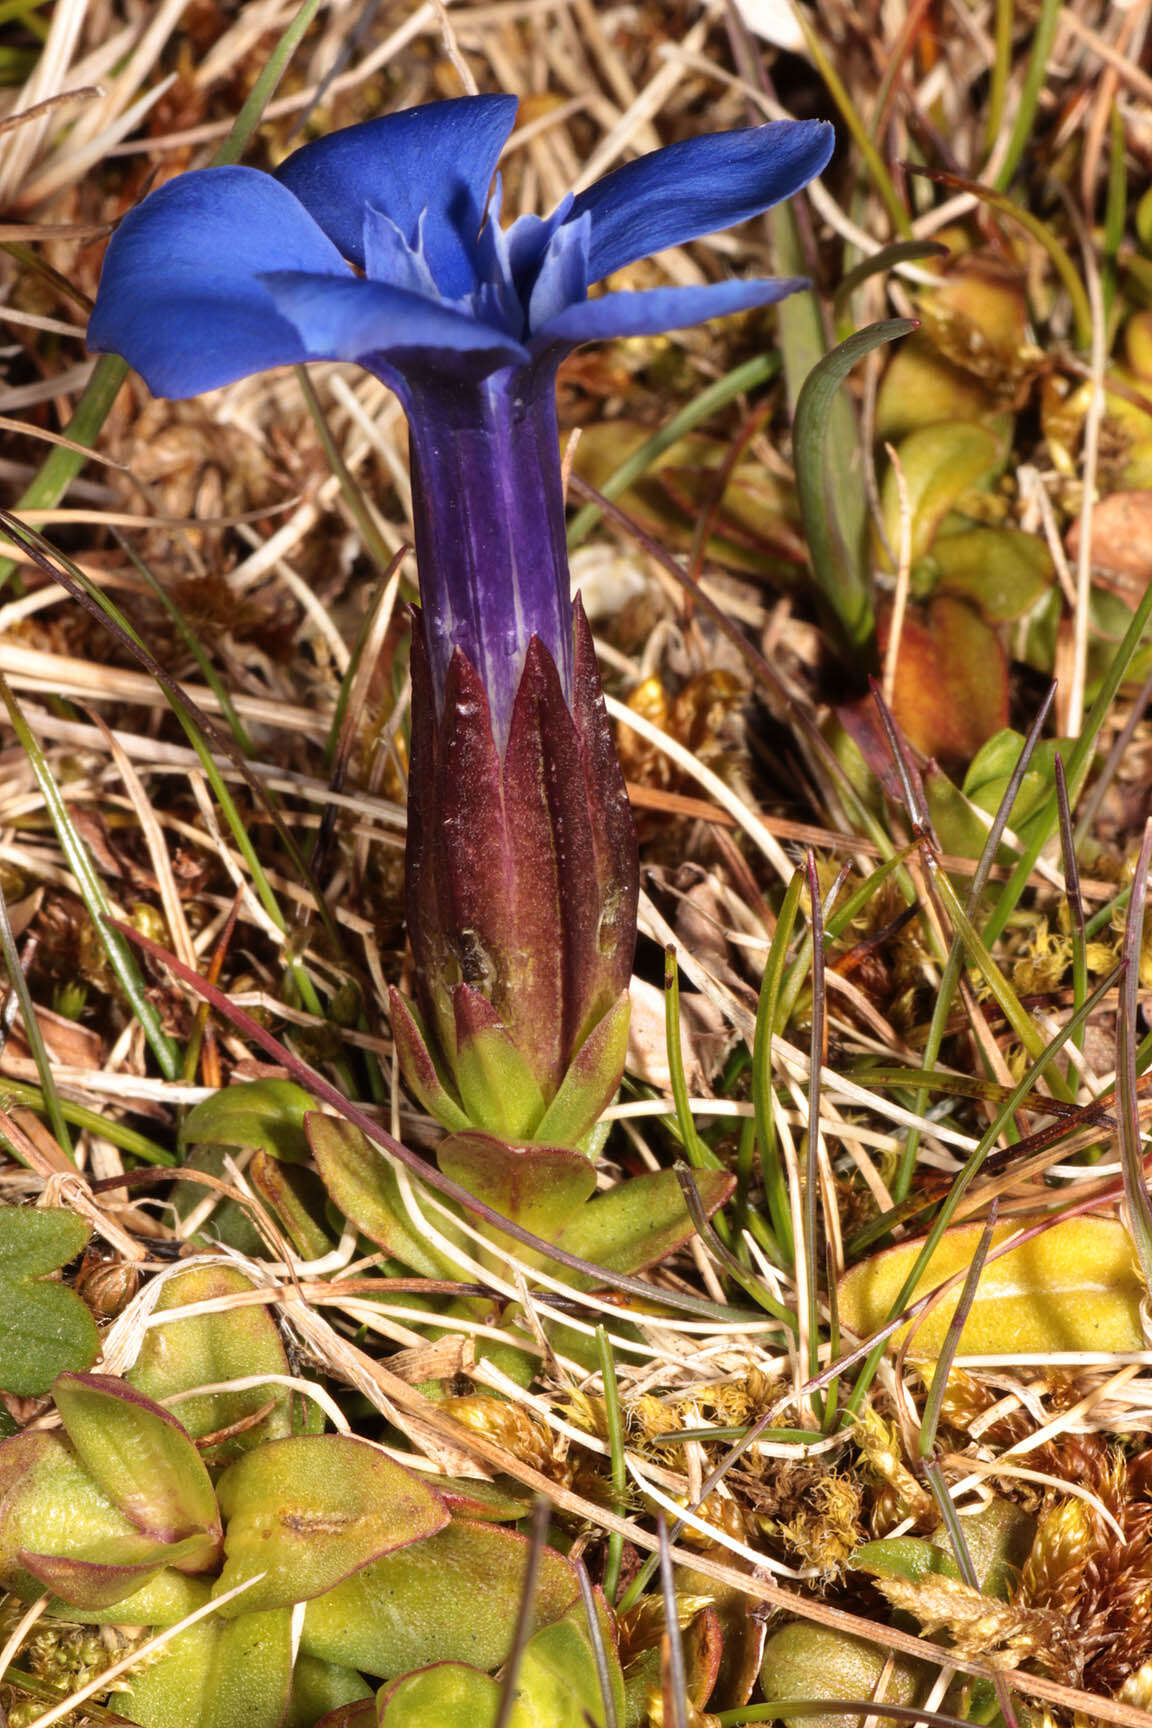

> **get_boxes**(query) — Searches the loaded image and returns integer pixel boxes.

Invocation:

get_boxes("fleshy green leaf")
[931,526,1054,622]
[213,1435,448,1614]
[285,1654,373,1728]
[127,1264,300,1467]
[838,1214,1145,1356]
[0,1431,163,1604]
[507,1618,607,1727]
[301,1518,578,1677]
[553,1167,735,1283]
[436,1133,596,1247]
[248,1148,334,1261]
[533,992,631,1148]
[389,989,471,1134]
[308,1113,459,1278]
[376,1663,500,1727]
[879,420,1003,566]
[20,1531,217,1610]
[53,1373,221,1549]
[314,1703,375,1728]
[120,1607,293,1728]
[0,1206,98,1395]
[452,987,548,1140]
[179,1078,316,1163]
[760,1624,929,1728]
[435,1477,533,1522]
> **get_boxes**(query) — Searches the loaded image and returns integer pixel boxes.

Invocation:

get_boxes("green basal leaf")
[435,1477,533,1522]
[851,1535,961,1585]
[376,1663,500,1727]
[213,1435,448,1614]
[553,1167,735,1283]
[760,1624,929,1728]
[879,421,1004,566]
[436,1133,596,1248]
[0,1206,98,1394]
[127,1264,304,1468]
[792,317,914,658]
[507,1617,607,1727]
[314,1702,375,1728]
[874,334,1003,443]
[179,1078,316,1164]
[853,1498,1033,1603]
[53,1373,222,1550]
[930,525,1055,622]
[308,1113,460,1278]
[169,1145,269,1257]
[0,1431,169,1605]
[21,1530,217,1610]
[284,1654,373,1728]
[120,1607,293,1728]
[452,1019,548,1142]
[533,991,630,1149]
[300,1518,578,1678]
[248,1147,334,1261]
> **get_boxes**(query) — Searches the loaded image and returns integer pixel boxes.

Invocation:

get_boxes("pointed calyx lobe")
[402,600,637,1145]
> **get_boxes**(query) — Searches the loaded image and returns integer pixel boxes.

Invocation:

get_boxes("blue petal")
[260,272,529,373]
[569,118,834,285]
[526,210,589,332]
[505,193,573,299]
[274,96,518,297]
[87,167,350,396]
[533,276,811,347]
[363,206,440,298]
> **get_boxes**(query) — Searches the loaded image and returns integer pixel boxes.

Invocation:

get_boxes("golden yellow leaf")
[838,1215,1145,1357]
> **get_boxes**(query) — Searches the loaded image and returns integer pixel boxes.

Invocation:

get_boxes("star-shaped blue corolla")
[89,96,833,744]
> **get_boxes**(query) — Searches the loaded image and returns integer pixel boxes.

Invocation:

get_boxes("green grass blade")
[566,352,780,549]
[0,881,74,1164]
[791,7,911,236]
[982,573,1152,950]
[596,1325,627,1607]
[1117,824,1152,1291]
[832,240,948,314]
[0,1079,173,1165]
[663,947,722,1174]
[752,869,804,1263]
[212,0,324,167]
[992,0,1062,191]
[113,530,254,755]
[793,320,914,659]
[0,673,181,1080]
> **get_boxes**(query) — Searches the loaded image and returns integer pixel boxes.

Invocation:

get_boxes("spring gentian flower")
[89,97,833,1147]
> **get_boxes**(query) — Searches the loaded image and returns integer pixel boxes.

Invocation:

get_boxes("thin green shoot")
[917,1201,998,1457]
[992,0,1062,192]
[663,947,722,1174]
[0,881,74,1165]
[752,868,804,1261]
[1117,821,1152,1292]
[112,530,254,756]
[596,1325,627,1607]
[566,352,780,548]
[982,574,1152,950]
[0,673,181,1080]
[1054,753,1088,1056]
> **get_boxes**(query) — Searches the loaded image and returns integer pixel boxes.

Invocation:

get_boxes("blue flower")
[89,96,832,739]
